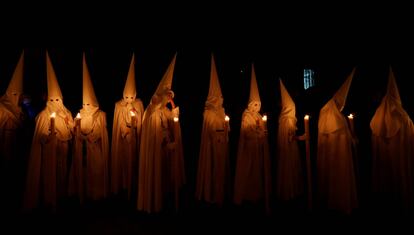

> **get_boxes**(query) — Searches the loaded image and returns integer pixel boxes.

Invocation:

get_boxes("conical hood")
[6,51,24,95]
[123,53,136,97]
[385,67,401,105]
[279,78,295,117]
[370,67,405,137]
[248,64,261,104]
[154,53,176,96]
[319,68,355,134]
[332,68,355,111]
[207,54,223,99]
[46,51,63,99]
[83,53,99,107]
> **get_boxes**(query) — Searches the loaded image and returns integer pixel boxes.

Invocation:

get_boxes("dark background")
[1,2,414,233]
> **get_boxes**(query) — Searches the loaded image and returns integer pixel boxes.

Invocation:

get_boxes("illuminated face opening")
[82,102,96,111]
[160,90,174,106]
[49,97,62,103]
[248,101,261,112]
[47,96,64,111]
[8,92,21,106]
[167,90,174,100]
[123,94,135,104]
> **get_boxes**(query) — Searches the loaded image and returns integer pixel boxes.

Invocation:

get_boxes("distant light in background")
[304,69,315,90]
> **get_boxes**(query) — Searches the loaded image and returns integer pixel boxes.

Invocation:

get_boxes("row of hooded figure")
[0,52,185,214]
[186,59,413,215]
[1,52,414,215]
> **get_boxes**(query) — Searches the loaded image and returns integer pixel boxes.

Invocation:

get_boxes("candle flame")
[304,115,309,120]
[173,117,179,122]
[130,111,136,117]
[76,113,81,119]
[348,114,354,119]
[50,112,56,118]
[262,115,267,122]
[225,115,230,122]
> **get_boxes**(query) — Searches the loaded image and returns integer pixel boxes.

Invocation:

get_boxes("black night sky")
[1,3,414,233]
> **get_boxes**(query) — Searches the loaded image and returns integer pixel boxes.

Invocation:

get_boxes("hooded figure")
[317,68,357,214]
[68,54,109,202]
[234,65,271,212]
[137,54,185,213]
[196,55,230,207]
[23,52,74,210]
[370,68,414,210]
[0,51,25,168]
[276,79,304,201]
[111,54,144,199]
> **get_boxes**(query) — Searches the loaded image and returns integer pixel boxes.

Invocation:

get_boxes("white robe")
[234,110,271,211]
[69,109,109,201]
[196,107,230,206]
[276,115,303,201]
[23,104,73,210]
[317,100,358,214]
[137,102,185,213]
[111,99,144,198]
[371,96,414,209]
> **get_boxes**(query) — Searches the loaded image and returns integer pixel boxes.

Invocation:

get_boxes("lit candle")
[304,115,310,138]
[75,113,81,134]
[224,115,230,132]
[304,114,312,210]
[348,113,355,134]
[262,114,268,132]
[173,117,179,137]
[130,111,136,129]
[50,112,56,135]
[76,112,81,128]
[172,117,180,142]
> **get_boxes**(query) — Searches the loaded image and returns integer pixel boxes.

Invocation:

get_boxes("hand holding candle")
[130,111,136,129]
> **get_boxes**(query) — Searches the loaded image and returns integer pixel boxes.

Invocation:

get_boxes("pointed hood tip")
[386,67,401,104]
[46,52,63,99]
[332,69,355,111]
[279,78,296,117]
[6,51,24,94]
[83,55,99,106]
[154,54,176,96]
[123,54,137,96]
[248,64,261,104]
[207,54,223,101]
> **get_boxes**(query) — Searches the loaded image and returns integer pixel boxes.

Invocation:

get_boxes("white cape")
[138,104,185,213]
[234,110,271,212]
[111,99,144,198]
[196,107,230,206]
